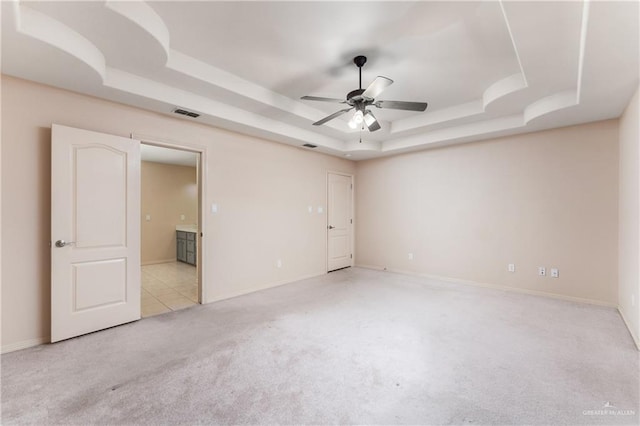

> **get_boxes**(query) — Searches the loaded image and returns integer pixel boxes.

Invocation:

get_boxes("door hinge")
[351,183,353,189]
[350,254,353,259]
[350,219,353,224]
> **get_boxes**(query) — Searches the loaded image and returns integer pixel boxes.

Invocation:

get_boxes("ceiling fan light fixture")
[348,118,358,129]
[364,110,381,132]
[353,110,364,124]
[364,110,375,126]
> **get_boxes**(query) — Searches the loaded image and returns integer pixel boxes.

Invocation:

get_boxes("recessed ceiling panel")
[1,0,638,160]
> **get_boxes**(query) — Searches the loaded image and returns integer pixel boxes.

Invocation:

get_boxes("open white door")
[327,172,353,272]
[51,124,140,342]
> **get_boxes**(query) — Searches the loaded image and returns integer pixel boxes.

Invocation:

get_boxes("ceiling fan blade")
[313,108,353,126]
[364,110,381,132]
[301,96,346,103]
[375,100,428,111]
[362,76,394,100]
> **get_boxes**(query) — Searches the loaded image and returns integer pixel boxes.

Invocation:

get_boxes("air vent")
[173,108,200,118]
[302,143,317,148]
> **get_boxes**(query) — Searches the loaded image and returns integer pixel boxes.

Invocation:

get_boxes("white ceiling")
[141,144,198,167]
[2,1,638,160]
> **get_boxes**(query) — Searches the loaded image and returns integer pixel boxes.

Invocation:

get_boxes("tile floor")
[141,261,199,318]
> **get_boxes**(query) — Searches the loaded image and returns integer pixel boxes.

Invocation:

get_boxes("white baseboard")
[1,272,326,354]
[141,258,176,266]
[6,268,635,353]
[617,306,640,351]
[361,264,638,352]
[205,271,326,304]
[356,264,617,308]
[1,337,48,354]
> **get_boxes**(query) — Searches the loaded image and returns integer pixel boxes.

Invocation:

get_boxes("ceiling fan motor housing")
[353,55,367,68]
[347,89,365,101]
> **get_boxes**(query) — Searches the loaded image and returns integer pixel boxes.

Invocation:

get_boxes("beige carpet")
[2,268,638,425]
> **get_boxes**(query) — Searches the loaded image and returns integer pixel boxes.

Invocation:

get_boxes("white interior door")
[51,124,140,342]
[327,172,353,272]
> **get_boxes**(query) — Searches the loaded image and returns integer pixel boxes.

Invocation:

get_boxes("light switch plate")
[317,206,324,214]
[145,214,151,221]
[211,203,218,214]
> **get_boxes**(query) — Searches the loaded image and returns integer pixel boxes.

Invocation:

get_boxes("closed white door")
[51,124,141,342]
[327,172,353,272]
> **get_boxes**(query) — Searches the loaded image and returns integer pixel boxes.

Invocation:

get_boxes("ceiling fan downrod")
[354,55,367,90]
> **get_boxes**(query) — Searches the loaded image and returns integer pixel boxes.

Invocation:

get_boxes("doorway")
[140,144,202,317]
[327,172,354,272]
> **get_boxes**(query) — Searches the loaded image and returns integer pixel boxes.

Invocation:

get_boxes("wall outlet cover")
[508,263,515,272]
[538,266,546,276]
[551,268,559,278]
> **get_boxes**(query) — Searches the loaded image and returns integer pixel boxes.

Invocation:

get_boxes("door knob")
[55,240,75,248]
[328,225,335,229]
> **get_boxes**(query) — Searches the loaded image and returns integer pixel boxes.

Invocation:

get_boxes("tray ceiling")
[2,1,638,160]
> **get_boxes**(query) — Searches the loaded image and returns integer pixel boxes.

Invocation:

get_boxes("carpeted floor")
[2,268,638,425]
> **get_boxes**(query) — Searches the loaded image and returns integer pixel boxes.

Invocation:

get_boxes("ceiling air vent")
[302,143,317,148]
[173,108,200,118]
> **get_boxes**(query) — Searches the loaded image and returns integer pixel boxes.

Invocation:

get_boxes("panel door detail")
[51,124,141,342]
[327,172,353,272]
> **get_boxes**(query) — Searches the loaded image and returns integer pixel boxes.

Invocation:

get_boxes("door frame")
[135,134,207,304]
[326,171,355,272]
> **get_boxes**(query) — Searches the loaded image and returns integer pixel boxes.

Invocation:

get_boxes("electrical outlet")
[538,266,546,276]
[508,263,515,273]
[180,214,185,221]
[551,268,559,278]
[308,205,313,213]
[276,259,282,268]
[145,214,151,221]
[408,253,414,260]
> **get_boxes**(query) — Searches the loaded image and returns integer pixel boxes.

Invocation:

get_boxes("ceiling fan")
[301,55,428,132]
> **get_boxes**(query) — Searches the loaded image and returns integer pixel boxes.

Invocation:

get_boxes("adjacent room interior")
[1,0,639,424]
[140,144,201,317]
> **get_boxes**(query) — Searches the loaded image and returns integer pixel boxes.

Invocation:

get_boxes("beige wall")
[0,75,355,351]
[141,161,198,265]
[618,86,640,348]
[356,120,619,305]
[0,74,632,352]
